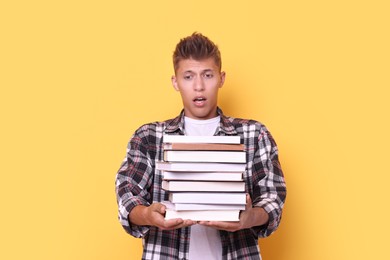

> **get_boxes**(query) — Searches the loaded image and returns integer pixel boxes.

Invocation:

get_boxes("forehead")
[176,58,219,73]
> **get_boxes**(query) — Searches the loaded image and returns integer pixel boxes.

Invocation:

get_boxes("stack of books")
[157,135,247,221]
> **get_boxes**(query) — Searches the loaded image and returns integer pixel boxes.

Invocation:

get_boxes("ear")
[171,75,180,91]
[219,71,226,88]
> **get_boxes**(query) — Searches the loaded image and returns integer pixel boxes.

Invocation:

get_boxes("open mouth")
[193,97,206,102]
[193,96,206,107]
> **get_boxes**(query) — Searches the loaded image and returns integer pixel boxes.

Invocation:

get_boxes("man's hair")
[173,32,222,72]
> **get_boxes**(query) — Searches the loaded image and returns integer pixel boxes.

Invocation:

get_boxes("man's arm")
[199,125,286,234]
[116,127,196,236]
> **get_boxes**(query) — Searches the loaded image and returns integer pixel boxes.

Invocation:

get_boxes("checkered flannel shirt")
[115,108,286,260]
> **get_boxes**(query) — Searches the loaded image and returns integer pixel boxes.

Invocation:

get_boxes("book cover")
[161,201,245,211]
[156,162,246,172]
[163,135,241,144]
[163,150,246,163]
[165,209,240,221]
[162,180,245,192]
[163,143,245,151]
[162,171,243,181]
[169,192,246,205]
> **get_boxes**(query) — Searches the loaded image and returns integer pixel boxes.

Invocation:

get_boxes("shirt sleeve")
[115,126,155,238]
[251,126,287,238]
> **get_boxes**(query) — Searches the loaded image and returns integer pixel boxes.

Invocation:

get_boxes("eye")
[204,73,214,78]
[183,74,193,80]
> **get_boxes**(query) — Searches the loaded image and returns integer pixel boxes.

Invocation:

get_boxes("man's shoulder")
[223,115,276,144]
[223,114,267,131]
[133,116,179,136]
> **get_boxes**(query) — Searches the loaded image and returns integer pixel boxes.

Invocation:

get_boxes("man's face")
[172,58,225,120]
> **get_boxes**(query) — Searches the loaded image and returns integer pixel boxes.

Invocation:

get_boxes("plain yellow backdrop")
[1,1,389,259]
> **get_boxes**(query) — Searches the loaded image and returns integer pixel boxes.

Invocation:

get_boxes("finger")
[246,194,252,204]
[183,219,197,226]
[164,218,184,227]
[154,203,166,214]
[162,219,195,230]
[245,194,252,210]
[200,221,240,231]
[160,205,166,214]
[177,219,197,229]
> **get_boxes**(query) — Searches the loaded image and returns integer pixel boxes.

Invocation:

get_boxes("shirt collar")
[165,107,238,136]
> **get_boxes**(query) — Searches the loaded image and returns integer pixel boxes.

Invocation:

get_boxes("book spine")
[162,201,245,211]
[162,135,241,144]
[169,192,246,205]
[162,180,245,192]
[165,210,240,221]
[162,171,243,181]
[163,143,245,151]
[156,162,247,172]
[164,151,246,163]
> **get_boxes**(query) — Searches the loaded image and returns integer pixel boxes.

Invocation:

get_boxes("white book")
[156,162,246,172]
[169,192,246,205]
[162,201,245,211]
[164,150,246,163]
[162,171,243,181]
[163,135,241,144]
[163,143,244,151]
[162,180,245,192]
[165,209,240,221]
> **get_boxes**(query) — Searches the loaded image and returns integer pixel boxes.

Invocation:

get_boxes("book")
[169,192,246,205]
[162,180,245,192]
[163,135,241,144]
[162,171,243,181]
[162,201,245,211]
[165,209,240,221]
[163,143,245,151]
[164,150,246,163]
[156,162,246,172]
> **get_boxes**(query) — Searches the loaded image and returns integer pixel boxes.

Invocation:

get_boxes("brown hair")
[173,32,222,72]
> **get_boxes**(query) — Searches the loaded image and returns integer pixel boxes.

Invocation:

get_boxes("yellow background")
[1,1,389,259]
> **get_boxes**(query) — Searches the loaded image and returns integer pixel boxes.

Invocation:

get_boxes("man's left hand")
[198,194,269,232]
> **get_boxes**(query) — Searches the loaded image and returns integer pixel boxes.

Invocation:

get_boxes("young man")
[115,33,286,259]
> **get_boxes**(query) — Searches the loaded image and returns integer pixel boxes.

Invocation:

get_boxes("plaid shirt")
[115,108,286,260]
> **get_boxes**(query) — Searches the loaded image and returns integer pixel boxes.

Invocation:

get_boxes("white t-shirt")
[184,116,223,260]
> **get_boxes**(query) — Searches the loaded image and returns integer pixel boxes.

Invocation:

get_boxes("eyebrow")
[183,69,214,74]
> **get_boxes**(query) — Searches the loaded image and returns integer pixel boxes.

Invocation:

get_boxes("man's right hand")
[129,203,196,230]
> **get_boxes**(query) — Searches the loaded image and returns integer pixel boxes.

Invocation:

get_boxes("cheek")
[210,86,220,97]
[180,91,191,102]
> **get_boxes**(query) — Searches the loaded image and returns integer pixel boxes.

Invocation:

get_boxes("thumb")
[246,194,252,210]
[159,204,167,214]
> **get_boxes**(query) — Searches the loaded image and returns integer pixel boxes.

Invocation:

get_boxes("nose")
[193,76,205,91]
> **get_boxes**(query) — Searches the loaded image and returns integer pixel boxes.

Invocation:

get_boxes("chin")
[185,106,217,120]
[194,113,215,120]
